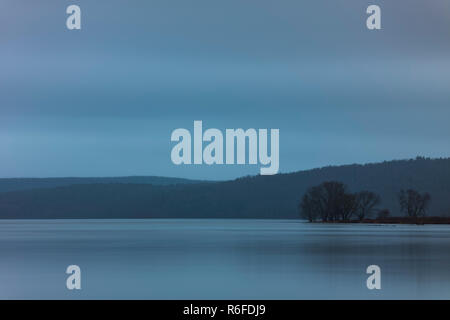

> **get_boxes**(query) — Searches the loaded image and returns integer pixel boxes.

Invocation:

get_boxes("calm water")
[0,219,449,299]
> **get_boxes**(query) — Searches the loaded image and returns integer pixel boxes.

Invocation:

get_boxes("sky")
[1,0,450,179]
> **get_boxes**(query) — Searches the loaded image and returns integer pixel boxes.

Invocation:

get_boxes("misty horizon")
[0,155,448,180]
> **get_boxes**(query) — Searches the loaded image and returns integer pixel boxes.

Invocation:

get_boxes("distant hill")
[0,158,449,219]
[0,176,203,193]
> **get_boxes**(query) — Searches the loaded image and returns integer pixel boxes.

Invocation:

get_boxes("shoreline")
[312,217,450,225]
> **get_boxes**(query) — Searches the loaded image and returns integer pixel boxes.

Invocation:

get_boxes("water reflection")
[0,219,449,299]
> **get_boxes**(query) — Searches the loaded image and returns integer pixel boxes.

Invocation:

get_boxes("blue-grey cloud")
[1,0,449,179]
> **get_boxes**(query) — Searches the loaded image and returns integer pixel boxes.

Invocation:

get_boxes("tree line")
[299,181,431,222]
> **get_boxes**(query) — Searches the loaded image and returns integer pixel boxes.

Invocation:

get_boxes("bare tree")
[398,189,431,218]
[299,181,353,222]
[300,182,385,223]
[355,191,381,220]
[321,181,347,221]
[341,193,358,221]
[299,185,326,222]
[299,193,316,222]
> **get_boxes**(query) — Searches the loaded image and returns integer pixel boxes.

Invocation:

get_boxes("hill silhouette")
[0,157,449,219]
[0,176,203,193]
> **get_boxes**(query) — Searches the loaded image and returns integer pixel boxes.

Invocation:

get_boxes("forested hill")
[0,158,449,219]
[0,176,203,193]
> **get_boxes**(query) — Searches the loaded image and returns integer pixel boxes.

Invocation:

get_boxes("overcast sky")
[1,0,450,179]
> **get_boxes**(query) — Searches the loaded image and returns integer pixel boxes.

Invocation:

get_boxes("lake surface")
[0,219,449,299]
